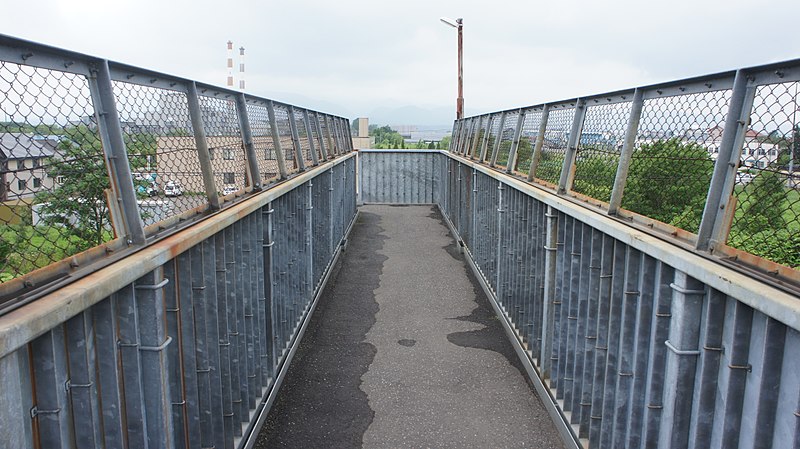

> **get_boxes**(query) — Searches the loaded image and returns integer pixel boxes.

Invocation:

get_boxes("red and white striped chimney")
[239,46,245,90]
[226,40,234,87]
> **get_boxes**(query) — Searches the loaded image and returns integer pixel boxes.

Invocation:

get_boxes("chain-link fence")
[450,62,800,275]
[727,81,800,268]
[0,36,352,289]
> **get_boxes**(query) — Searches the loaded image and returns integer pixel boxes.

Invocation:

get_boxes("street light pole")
[441,17,464,119]
[456,18,463,119]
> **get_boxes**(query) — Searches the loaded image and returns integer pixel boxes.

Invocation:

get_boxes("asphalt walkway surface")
[255,205,564,449]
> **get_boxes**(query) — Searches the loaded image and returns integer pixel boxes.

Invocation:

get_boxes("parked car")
[163,181,183,197]
[222,185,238,196]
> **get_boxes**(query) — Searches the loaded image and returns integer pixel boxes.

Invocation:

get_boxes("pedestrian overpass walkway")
[255,205,563,448]
[1,35,799,449]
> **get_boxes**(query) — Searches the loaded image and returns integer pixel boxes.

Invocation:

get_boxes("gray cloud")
[3,0,799,125]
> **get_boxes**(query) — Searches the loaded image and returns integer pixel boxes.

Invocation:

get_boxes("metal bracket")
[665,340,700,356]
[65,379,93,392]
[134,278,170,290]
[30,406,60,419]
[139,337,172,352]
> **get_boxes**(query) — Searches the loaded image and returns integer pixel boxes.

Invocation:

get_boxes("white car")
[222,185,238,196]
[163,181,183,197]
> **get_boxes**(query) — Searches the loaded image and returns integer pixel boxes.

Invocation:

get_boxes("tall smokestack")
[239,46,246,90]
[226,40,234,87]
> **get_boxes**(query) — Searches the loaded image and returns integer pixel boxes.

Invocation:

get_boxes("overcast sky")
[3,0,800,125]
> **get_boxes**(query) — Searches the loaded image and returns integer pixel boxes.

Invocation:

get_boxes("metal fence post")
[469,115,483,159]
[608,89,644,215]
[306,181,314,305]
[450,120,462,153]
[479,114,492,162]
[236,94,263,191]
[313,112,330,160]
[266,101,289,180]
[495,180,505,298]
[334,117,345,155]
[186,82,222,209]
[133,268,174,449]
[506,109,527,173]
[324,115,338,156]
[460,119,471,155]
[658,271,705,449]
[343,118,354,152]
[528,104,550,182]
[490,111,507,167]
[558,99,588,194]
[302,109,320,166]
[287,105,306,172]
[696,70,756,250]
[88,59,146,244]
[461,117,475,157]
[541,205,559,378]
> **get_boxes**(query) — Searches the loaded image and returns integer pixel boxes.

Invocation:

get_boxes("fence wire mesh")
[308,112,325,162]
[727,81,800,268]
[533,107,575,185]
[273,105,298,171]
[0,62,110,282]
[485,114,501,162]
[624,90,731,233]
[245,101,281,183]
[571,101,632,203]
[494,111,518,168]
[198,95,247,198]
[318,116,332,159]
[112,82,208,225]
[514,108,543,174]
[0,37,352,293]
[293,108,314,167]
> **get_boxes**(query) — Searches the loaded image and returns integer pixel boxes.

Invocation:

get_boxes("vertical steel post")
[343,118,354,152]
[266,100,289,179]
[313,112,329,160]
[463,118,475,156]
[134,269,174,449]
[541,205,559,378]
[236,94,263,191]
[608,89,644,215]
[287,105,306,172]
[658,271,706,449]
[697,70,757,250]
[186,82,222,209]
[558,99,588,194]
[528,104,551,181]
[88,59,146,244]
[306,181,314,310]
[0,350,30,448]
[469,115,483,159]
[456,18,464,119]
[450,120,461,153]
[479,114,492,162]
[303,109,320,166]
[324,115,338,156]
[495,182,506,307]
[506,109,527,173]
[490,111,507,167]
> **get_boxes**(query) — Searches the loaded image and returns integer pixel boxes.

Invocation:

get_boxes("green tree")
[622,138,714,231]
[438,135,452,151]
[36,126,113,250]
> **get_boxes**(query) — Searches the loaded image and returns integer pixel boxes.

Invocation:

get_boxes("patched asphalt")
[256,205,564,449]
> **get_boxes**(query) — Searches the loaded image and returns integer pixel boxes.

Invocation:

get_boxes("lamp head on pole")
[440,17,461,28]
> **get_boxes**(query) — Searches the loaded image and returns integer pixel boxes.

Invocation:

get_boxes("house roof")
[0,133,59,160]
